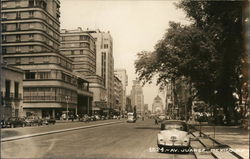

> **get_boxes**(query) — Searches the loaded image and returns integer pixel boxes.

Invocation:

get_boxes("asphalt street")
[1,119,196,159]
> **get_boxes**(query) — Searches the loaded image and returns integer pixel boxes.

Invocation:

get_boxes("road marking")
[1,121,124,142]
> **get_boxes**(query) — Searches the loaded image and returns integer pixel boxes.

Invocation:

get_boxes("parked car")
[1,120,6,128]
[5,117,27,128]
[25,116,43,126]
[157,120,191,153]
[42,118,56,125]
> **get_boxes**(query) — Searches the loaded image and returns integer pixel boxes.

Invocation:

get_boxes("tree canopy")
[135,1,247,124]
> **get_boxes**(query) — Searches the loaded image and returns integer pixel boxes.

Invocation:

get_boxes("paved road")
[1,119,196,159]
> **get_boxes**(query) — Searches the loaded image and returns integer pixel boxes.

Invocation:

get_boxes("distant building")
[130,79,144,115]
[144,104,149,115]
[152,95,164,114]
[126,96,132,112]
[114,75,123,114]
[1,0,93,118]
[114,69,128,113]
[1,65,23,120]
[85,30,114,113]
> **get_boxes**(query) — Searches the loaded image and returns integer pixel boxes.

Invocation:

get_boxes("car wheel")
[11,124,14,128]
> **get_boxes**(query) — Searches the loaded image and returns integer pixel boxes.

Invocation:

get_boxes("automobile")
[5,117,27,128]
[127,112,136,123]
[158,115,166,122]
[94,115,101,120]
[1,120,6,128]
[25,116,43,126]
[157,120,191,153]
[42,118,56,125]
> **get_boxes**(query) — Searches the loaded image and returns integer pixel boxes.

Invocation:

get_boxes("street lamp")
[213,90,218,147]
[65,95,70,121]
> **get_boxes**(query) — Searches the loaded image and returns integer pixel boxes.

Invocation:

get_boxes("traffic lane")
[1,119,195,159]
[1,119,124,138]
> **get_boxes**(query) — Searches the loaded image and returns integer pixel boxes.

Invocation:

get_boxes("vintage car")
[25,116,43,126]
[5,117,27,128]
[42,118,56,125]
[157,120,191,152]
[127,112,136,123]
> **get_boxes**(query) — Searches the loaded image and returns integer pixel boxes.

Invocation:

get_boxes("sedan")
[157,120,191,153]
[5,117,27,128]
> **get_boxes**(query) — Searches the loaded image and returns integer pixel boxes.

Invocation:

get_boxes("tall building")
[85,30,114,110]
[60,28,106,115]
[113,75,123,114]
[1,0,93,118]
[126,96,132,112]
[152,95,164,114]
[130,79,144,115]
[114,69,128,113]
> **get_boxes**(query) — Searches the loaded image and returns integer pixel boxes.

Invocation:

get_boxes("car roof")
[161,120,187,125]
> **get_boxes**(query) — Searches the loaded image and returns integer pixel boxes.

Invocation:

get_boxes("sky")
[60,0,189,110]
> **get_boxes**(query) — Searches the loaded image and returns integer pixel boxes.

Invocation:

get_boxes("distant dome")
[154,95,162,100]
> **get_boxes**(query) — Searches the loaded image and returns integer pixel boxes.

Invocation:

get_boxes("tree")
[135,1,247,125]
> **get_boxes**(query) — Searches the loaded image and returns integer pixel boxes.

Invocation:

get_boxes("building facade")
[85,30,114,111]
[113,75,123,114]
[130,79,144,115]
[126,96,132,113]
[1,64,24,120]
[152,95,164,114]
[1,0,93,118]
[60,28,106,115]
[114,69,128,114]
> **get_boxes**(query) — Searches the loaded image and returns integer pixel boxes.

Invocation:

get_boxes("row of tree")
[135,1,249,125]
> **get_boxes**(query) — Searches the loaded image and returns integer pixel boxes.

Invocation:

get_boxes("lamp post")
[65,95,70,121]
[213,90,218,147]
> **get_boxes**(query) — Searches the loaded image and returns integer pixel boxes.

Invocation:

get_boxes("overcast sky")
[60,0,189,110]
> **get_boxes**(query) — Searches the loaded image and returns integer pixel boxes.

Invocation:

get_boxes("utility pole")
[65,95,70,121]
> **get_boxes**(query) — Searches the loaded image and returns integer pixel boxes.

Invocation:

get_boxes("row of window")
[24,69,89,91]
[5,56,73,71]
[4,80,20,99]
[2,22,60,41]
[2,10,60,30]
[2,34,59,49]
[61,35,91,42]
[60,49,95,57]
[23,87,77,104]
[2,45,56,55]
[2,0,60,22]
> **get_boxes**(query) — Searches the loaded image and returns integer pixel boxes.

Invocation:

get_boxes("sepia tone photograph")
[0,0,249,159]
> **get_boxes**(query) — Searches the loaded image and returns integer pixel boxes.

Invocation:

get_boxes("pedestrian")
[155,118,158,125]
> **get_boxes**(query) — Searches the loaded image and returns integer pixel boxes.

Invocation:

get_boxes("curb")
[1,121,124,142]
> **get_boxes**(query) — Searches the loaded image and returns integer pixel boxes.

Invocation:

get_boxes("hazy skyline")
[60,0,189,109]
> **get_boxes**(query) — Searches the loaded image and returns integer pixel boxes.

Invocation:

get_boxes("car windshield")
[162,122,188,131]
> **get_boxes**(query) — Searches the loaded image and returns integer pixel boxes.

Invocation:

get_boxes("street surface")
[1,119,196,159]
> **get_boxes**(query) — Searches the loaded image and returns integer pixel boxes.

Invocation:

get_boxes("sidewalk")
[193,125,249,159]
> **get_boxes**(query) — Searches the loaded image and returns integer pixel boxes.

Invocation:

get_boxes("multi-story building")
[60,28,106,115]
[85,30,114,112]
[1,0,93,118]
[1,64,23,120]
[126,96,132,113]
[152,95,164,114]
[130,79,144,115]
[113,75,123,114]
[114,69,128,114]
